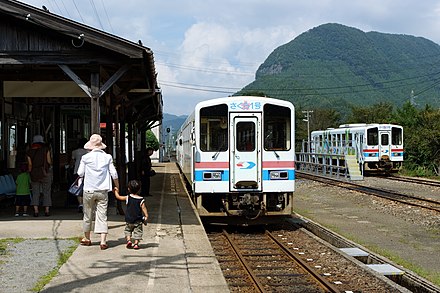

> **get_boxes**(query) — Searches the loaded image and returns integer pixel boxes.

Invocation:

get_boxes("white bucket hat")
[32,134,45,144]
[84,134,107,150]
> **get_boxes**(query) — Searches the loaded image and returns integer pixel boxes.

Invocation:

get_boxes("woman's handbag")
[68,177,84,196]
[149,169,156,177]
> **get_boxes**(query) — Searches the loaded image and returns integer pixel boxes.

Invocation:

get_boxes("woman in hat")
[77,134,119,250]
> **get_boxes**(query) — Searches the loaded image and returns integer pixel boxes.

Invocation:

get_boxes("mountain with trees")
[239,23,440,113]
[238,23,440,175]
[162,113,187,133]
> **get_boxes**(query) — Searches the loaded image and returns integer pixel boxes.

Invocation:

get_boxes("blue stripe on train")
[194,170,295,182]
[262,170,295,180]
[195,170,229,182]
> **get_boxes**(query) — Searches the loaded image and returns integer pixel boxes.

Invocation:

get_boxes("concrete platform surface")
[0,163,229,293]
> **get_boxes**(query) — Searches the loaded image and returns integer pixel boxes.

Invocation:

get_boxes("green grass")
[364,244,440,286]
[0,238,25,257]
[31,238,79,292]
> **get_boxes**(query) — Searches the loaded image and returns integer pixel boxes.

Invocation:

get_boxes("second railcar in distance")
[176,96,295,223]
[310,123,404,173]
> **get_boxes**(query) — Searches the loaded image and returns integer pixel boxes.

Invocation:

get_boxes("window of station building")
[367,128,379,145]
[263,104,291,151]
[200,104,228,152]
[391,127,402,145]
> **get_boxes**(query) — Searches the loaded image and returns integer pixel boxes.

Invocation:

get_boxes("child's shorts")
[124,221,143,240]
[15,194,31,206]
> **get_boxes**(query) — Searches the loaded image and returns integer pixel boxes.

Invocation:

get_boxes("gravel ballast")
[0,239,76,292]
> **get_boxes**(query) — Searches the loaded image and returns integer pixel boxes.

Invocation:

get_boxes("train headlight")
[269,170,288,180]
[203,171,222,181]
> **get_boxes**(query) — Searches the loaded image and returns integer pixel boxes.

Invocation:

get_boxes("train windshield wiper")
[212,151,220,160]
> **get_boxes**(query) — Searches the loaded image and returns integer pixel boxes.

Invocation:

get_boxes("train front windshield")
[391,127,403,145]
[367,126,403,146]
[198,102,291,152]
[264,104,291,150]
[200,104,228,152]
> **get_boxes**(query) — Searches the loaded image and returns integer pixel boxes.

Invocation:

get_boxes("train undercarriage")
[191,192,294,224]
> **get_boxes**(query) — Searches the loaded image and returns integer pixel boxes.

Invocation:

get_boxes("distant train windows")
[200,104,228,152]
[263,104,291,150]
[392,127,403,145]
[367,127,378,145]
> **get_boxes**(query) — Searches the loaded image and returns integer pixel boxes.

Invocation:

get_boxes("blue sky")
[19,0,440,116]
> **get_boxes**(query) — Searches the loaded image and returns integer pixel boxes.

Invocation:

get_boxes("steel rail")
[222,229,265,292]
[266,230,341,293]
[298,171,440,213]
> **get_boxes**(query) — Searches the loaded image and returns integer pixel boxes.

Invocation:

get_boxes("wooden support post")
[90,72,100,134]
[0,82,5,163]
[53,104,61,183]
[127,122,135,180]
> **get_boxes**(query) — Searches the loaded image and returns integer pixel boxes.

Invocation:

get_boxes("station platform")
[0,162,229,292]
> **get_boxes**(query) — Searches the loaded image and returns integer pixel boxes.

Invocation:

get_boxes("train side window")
[200,104,228,152]
[367,128,378,145]
[391,127,402,145]
[264,104,291,151]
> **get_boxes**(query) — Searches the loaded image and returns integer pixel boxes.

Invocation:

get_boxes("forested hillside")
[239,23,440,113]
[238,23,440,175]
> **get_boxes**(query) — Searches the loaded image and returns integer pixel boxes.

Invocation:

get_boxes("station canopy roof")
[0,0,162,129]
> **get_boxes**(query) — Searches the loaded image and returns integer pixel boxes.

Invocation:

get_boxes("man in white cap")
[26,134,52,217]
[77,134,120,250]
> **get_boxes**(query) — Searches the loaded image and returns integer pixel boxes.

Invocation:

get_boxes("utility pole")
[302,110,313,152]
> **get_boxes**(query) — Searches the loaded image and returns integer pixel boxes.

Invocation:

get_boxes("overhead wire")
[72,0,85,23]
[60,0,72,18]
[100,0,114,33]
[159,68,440,97]
[47,0,62,14]
[89,0,104,30]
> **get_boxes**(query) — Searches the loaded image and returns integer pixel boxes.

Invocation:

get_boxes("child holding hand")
[113,180,148,250]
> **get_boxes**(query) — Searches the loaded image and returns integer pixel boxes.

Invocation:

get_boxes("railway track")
[209,229,337,292]
[377,174,440,188]
[208,225,406,292]
[297,171,440,213]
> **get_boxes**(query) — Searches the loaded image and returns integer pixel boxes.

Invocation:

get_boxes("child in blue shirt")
[114,180,148,250]
[15,163,31,216]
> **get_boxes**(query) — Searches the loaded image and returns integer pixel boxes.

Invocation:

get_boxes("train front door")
[379,130,391,158]
[230,114,261,191]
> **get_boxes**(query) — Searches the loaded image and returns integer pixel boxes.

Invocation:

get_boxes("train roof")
[194,96,294,111]
[312,123,403,134]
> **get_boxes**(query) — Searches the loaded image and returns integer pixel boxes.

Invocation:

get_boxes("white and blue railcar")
[176,96,295,222]
[310,123,404,172]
